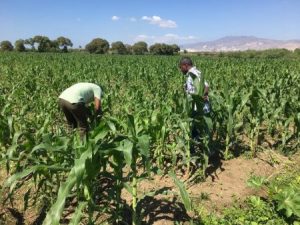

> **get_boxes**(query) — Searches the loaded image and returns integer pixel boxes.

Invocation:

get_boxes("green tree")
[171,44,180,54]
[0,40,14,51]
[33,35,44,46]
[149,43,174,55]
[132,41,148,55]
[15,39,26,52]
[294,48,300,56]
[262,48,290,59]
[25,38,35,50]
[38,37,51,52]
[33,35,47,52]
[149,43,161,55]
[49,40,60,52]
[125,44,132,54]
[111,41,127,54]
[161,44,174,55]
[85,38,109,54]
[33,36,59,52]
[57,36,73,52]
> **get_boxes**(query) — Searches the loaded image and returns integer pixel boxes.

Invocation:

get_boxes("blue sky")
[0,0,299,47]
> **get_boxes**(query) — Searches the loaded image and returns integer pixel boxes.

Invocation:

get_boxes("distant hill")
[182,36,300,52]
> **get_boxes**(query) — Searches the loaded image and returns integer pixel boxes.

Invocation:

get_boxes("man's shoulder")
[187,71,199,80]
[187,67,201,77]
[74,83,100,90]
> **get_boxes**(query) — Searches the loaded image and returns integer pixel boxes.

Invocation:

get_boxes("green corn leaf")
[227,115,233,135]
[240,92,252,108]
[7,144,18,160]
[31,143,53,154]
[123,182,133,195]
[107,120,116,134]
[247,175,266,189]
[127,114,136,137]
[139,188,171,202]
[115,139,133,166]
[7,116,13,138]
[94,129,109,143]
[203,115,213,132]
[43,146,94,225]
[7,132,23,158]
[137,135,150,157]
[4,164,67,193]
[151,109,159,124]
[234,122,243,130]
[4,167,34,193]
[68,202,87,225]
[23,188,31,211]
[169,172,192,212]
[274,187,300,218]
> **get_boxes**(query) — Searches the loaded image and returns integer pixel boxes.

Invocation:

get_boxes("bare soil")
[0,150,292,225]
[120,150,290,225]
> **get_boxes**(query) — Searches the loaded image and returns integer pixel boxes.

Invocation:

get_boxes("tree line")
[0,36,181,55]
[195,48,300,59]
[2,36,299,58]
[0,36,73,53]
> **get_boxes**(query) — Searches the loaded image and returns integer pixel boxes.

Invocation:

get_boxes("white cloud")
[130,17,137,22]
[112,16,120,21]
[134,33,197,44]
[76,18,81,22]
[136,34,152,40]
[141,15,177,28]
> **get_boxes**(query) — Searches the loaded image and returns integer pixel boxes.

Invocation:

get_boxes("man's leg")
[71,103,89,138]
[59,99,77,130]
[190,105,203,153]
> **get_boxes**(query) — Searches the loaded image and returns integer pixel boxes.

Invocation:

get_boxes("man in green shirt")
[59,82,102,137]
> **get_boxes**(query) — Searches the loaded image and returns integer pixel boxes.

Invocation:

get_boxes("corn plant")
[243,87,268,157]
[0,52,300,224]
[118,113,151,225]
[212,82,245,159]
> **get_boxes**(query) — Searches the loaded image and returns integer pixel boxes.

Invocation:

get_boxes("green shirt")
[59,83,102,104]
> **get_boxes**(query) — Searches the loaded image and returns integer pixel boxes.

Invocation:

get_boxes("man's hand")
[203,92,209,101]
[94,97,102,121]
[95,108,103,120]
[203,85,209,101]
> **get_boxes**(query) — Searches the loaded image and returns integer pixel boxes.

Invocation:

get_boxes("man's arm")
[204,84,209,101]
[94,97,102,115]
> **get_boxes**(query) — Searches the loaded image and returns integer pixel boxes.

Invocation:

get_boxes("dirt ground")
[121,150,290,225]
[0,150,292,225]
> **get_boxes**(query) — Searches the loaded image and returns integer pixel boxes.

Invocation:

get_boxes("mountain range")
[182,36,300,52]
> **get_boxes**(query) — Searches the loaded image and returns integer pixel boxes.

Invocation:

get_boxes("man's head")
[179,57,193,74]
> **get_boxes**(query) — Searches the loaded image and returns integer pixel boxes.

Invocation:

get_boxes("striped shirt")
[185,67,209,94]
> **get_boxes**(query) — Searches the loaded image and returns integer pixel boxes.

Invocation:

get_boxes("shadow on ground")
[138,194,191,225]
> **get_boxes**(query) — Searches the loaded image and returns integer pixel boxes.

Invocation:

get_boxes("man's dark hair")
[179,57,193,66]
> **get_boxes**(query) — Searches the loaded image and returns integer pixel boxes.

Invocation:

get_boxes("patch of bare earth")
[121,151,290,225]
[0,167,44,225]
[0,151,292,225]
[188,151,287,212]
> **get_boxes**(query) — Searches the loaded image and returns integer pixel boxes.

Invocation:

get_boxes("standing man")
[179,57,210,153]
[58,82,102,138]
[179,57,209,107]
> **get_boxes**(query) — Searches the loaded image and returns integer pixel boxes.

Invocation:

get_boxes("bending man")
[59,82,102,137]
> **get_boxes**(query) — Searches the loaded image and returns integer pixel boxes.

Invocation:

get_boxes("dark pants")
[190,110,200,154]
[59,98,91,136]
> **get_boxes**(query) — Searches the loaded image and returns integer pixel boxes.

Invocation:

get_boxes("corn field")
[0,52,299,224]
